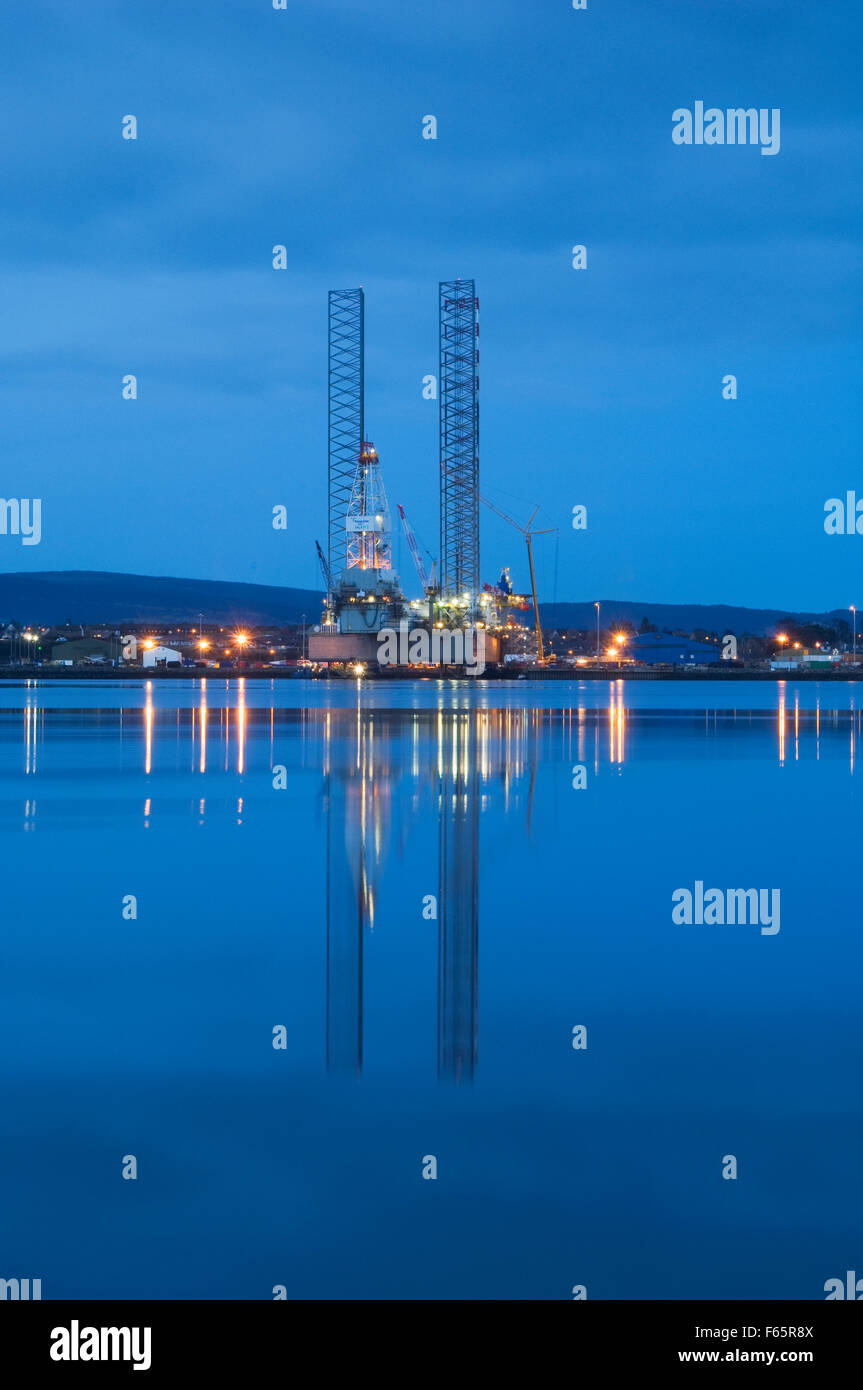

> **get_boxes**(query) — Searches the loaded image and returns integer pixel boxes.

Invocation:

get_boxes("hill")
[0,571,852,637]
[0,571,323,626]
[539,600,850,636]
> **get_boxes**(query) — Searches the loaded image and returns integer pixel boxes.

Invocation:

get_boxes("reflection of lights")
[24,698,38,775]
[237,679,246,774]
[607,690,626,765]
[199,684,207,773]
[144,688,153,774]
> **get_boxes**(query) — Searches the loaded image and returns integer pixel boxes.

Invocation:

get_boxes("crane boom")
[397,503,430,591]
[315,539,333,591]
[441,463,554,663]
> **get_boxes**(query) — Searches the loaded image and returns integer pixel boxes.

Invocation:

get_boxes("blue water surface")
[0,678,860,1300]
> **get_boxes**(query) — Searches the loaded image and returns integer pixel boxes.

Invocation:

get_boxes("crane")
[315,539,336,623]
[397,504,437,606]
[440,465,555,663]
[315,539,333,591]
[397,504,429,591]
[476,495,555,663]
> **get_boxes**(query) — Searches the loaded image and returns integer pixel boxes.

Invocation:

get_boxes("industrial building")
[628,632,721,666]
[142,645,182,668]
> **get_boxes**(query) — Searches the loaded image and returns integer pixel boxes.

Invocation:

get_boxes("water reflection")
[324,708,483,1082]
[436,712,479,1083]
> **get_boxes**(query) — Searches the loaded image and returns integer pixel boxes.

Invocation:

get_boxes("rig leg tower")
[439,280,480,624]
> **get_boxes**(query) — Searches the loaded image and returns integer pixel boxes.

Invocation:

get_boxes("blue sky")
[1,0,860,609]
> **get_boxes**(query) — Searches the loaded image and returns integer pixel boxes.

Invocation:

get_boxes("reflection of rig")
[309,284,504,668]
[325,708,482,1083]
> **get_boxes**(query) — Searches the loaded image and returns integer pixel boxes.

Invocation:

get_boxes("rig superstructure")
[309,279,536,670]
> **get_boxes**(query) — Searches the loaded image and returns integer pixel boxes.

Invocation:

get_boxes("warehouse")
[629,632,721,666]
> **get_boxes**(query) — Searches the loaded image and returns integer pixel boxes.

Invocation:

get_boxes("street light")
[595,601,601,662]
[851,606,857,657]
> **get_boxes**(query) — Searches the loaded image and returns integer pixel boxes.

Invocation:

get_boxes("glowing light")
[198,639,209,651]
[235,633,249,647]
[353,663,365,677]
[143,639,155,650]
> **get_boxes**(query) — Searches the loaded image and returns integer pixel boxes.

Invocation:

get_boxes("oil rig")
[308,282,544,670]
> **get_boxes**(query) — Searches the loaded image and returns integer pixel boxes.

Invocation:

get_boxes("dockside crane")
[397,504,437,603]
[397,504,428,590]
[315,539,335,622]
[440,465,555,662]
[477,496,555,663]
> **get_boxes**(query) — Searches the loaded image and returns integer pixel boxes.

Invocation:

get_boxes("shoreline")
[1,667,862,683]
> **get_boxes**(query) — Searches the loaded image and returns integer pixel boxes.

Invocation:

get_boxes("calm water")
[1,678,860,1300]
